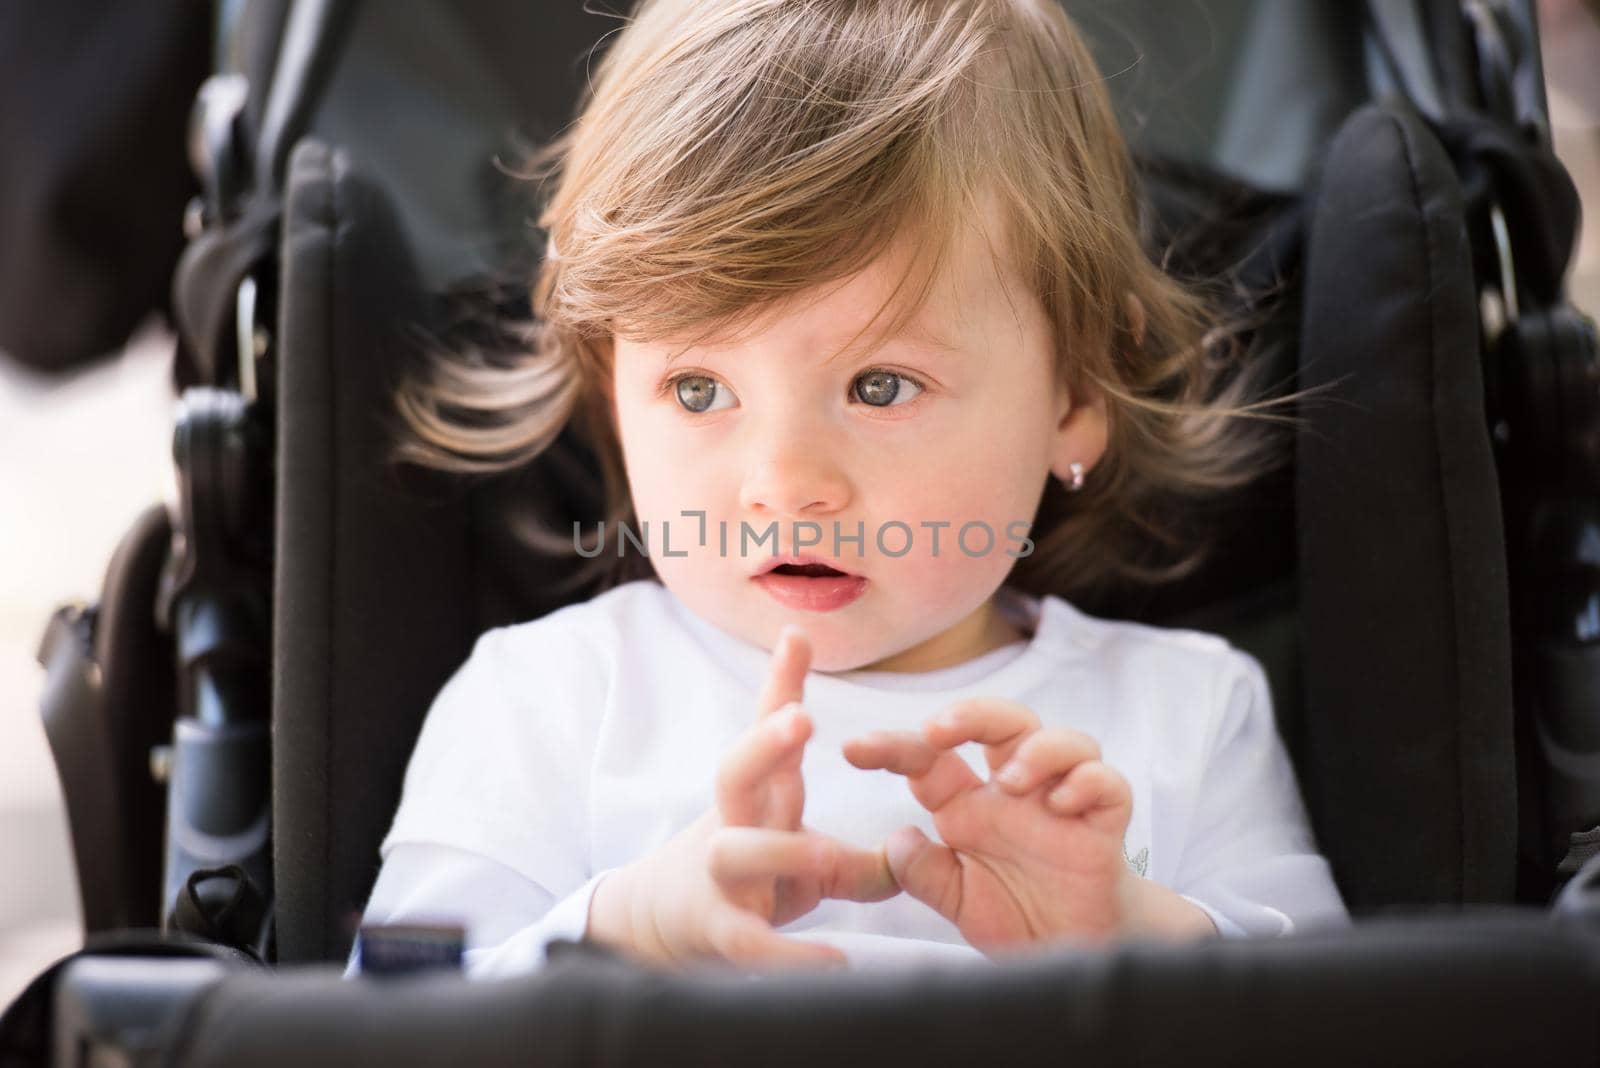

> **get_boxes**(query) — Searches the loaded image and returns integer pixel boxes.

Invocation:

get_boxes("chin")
[805,642,878,674]
[740,615,877,673]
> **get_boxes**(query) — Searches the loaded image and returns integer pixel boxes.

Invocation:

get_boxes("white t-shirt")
[349,579,1348,977]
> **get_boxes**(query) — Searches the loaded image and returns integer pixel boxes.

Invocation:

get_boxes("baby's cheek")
[885,490,1033,574]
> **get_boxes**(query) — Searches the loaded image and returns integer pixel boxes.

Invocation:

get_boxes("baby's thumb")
[885,825,963,924]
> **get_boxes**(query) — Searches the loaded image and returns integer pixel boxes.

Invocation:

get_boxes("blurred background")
[1,0,1597,1007]
[0,326,176,1002]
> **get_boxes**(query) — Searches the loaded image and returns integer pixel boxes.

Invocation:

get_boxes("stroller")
[5,0,1600,1063]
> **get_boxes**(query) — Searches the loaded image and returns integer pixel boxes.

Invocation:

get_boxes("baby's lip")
[751,553,861,579]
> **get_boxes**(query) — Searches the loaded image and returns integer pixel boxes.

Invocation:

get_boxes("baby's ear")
[1050,377,1109,485]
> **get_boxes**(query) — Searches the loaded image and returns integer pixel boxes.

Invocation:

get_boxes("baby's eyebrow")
[897,319,965,354]
[823,320,965,364]
[660,318,964,365]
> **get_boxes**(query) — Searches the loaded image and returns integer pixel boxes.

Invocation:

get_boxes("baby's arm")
[350,624,893,977]
[347,841,618,978]
[345,623,612,978]
[1171,650,1349,936]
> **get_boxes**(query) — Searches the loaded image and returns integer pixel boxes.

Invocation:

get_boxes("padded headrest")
[1295,102,1516,911]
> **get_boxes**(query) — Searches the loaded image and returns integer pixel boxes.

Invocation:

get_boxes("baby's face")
[610,207,1105,672]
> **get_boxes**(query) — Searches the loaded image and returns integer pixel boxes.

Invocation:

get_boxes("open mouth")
[753,559,868,612]
[770,563,849,578]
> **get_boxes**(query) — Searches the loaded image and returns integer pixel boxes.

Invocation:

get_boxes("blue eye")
[672,374,735,413]
[664,368,925,413]
[853,369,924,408]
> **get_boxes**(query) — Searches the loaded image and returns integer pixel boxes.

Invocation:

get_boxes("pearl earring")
[1067,461,1085,492]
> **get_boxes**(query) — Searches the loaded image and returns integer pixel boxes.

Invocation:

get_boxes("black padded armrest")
[52,956,230,1068]
[162,912,1600,1067]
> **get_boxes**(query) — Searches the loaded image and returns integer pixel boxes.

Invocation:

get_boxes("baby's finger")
[707,827,898,903]
[816,837,901,903]
[717,705,810,827]
[924,698,1041,772]
[756,625,811,719]
[1045,760,1134,834]
[843,730,982,813]
[705,905,847,970]
[993,728,1102,794]
[708,826,826,885]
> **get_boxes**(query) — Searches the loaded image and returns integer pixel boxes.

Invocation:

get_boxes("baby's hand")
[588,626,897,970]
[843,699,1136,956]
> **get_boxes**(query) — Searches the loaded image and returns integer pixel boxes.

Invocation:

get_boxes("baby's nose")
[738,452,852,518]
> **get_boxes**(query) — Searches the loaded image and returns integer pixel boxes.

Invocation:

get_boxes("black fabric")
[1432,110,1582,307]
[37,503,175,935]
[0,931,260,1068]
[166,913,1600,1068]
[0,1,209,373]
[90,504,179,931]
[1090,156,1307,628]
[271,138,617,966]
[301,2,618,296]
[273,141,477,964]
[265,1,621,964]
[1296,103,1517,911]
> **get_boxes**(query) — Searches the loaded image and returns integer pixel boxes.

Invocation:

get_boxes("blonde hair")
[392,0,1291,604]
